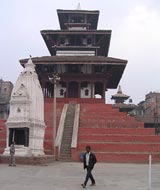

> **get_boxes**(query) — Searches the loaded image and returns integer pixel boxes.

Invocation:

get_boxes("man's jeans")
[9,154,16,166]
[84,167,95,186]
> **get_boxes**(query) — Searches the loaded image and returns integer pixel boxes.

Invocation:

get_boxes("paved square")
[0,162,160,190]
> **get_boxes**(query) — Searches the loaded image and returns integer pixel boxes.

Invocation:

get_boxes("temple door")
[68,82,79,98]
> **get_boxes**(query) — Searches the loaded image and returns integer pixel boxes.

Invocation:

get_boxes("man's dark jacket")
[83,152,97,169]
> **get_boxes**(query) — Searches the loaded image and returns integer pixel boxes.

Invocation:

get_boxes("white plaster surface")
[71,104,80,148]
[4,58,46,156]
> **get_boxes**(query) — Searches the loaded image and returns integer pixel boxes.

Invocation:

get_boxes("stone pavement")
[0,162,160,190]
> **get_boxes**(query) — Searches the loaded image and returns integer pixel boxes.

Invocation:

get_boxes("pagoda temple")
[111,85,129,104]
[20,8,127,101]
[1,6,160,164]
[111,85,136,113]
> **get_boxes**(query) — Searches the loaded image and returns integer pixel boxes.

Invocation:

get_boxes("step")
[61,145,71,149]
[59,103,76,161]
[96,152,160,163]
[77,142,160,152]
[78,134,160,143]
[79,123,143,128]
[59,157,71,161]
[78,127,155,135]
[74,151,160,163]
[60,153,71,156]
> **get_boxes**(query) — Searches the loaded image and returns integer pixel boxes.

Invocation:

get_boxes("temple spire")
[117,85,122,94]
[111,85,130,104]
[76,3,81,10]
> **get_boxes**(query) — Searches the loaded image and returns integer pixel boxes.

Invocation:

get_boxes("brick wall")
[0,119,6,154]
[71,104,160,163]
[44,99,64,154]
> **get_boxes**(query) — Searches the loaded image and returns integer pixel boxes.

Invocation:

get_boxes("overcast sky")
[1,0,160,104]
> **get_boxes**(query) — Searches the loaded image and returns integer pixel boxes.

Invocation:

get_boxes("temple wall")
[56,65,92,74]
[80,84,91,98]
[56,84,66,98]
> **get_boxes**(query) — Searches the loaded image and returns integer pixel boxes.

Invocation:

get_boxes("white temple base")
[3,145,45,157]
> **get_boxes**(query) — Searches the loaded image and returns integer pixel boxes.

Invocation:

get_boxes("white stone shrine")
[3,58,46,156]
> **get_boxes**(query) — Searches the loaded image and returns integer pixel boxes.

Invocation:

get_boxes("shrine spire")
[76,3,81,10]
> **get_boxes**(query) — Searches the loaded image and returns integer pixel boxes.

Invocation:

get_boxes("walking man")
[81,145,97,188]
[9,141,16,166]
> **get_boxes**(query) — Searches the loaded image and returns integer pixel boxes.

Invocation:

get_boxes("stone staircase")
[59,103,76,161]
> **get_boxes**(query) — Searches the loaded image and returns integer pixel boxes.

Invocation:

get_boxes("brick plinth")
[74,103,160,163]
[0,155,55,165]
[0,119,6,154]
[1,101,160,163]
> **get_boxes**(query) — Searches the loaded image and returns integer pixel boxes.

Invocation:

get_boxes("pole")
[53,81,56,160]
[154,95,159,135]
[148,155,152,190]
[12,129,15,142]
[49,73,60,160]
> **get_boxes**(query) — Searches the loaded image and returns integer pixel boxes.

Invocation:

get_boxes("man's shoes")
[9,164,16,167]
[81,184,86,188]
[90,182,96,186]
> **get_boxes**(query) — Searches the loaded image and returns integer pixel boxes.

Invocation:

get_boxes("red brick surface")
[1,101,160,163]
[0,155,55,165]
[44,99,64,154]
[0,120,6,154]
[74,104,160,163]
